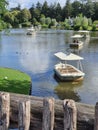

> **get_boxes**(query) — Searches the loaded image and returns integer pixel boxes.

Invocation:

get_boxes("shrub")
[93,20,98,25]
[87,26,92,31]
[41,24,48,29]
[22,22,31,27]
[82,25,88,30]
[82,17,88,30]
[73,25,80,30]
[0,20,7,30]
[92,24,96,31]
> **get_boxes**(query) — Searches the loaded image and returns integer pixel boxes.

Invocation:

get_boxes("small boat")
[78,30,90,38]
[54,52,85,81]
[70,34,84,49]
[26,26,36,35]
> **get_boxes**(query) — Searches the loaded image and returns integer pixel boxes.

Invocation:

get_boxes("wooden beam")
[18,100,30,130]
[9,93,94,130]
[63,99,77,130]
[94,102,98,130]
[42,97,54,130]
[0,92,10,130]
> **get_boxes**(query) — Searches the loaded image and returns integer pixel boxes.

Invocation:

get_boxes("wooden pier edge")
[0,92,94,130]
[9,92,95,130]
[0,92,10,130]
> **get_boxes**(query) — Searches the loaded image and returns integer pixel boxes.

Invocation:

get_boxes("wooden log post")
[18,100,30,130]
[0,92,10,130]
[63,99,77,130]
[94,102,98,130]
[42,97,54,130]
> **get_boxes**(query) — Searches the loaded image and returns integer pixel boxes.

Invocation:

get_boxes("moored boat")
[70,34,84,50]
[26,26,36,35]
[78,30,90,38]
[54,52,85,81]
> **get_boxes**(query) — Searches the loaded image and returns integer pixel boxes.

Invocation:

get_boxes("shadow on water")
[54,74,82,102]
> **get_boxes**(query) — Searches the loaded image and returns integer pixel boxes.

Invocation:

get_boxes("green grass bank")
[0,67,31,95]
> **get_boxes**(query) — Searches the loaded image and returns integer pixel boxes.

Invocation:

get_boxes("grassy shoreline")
[0,67,31,95]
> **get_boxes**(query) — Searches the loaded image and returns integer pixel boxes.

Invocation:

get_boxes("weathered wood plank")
[0,92,10,130]
[63,99,77,130]
[8,93,94,130]
[42,97,54,130]
[94,102,98,130]
[18,100,30,130]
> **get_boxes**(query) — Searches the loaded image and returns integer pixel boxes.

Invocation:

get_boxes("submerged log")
[9,93,94,130]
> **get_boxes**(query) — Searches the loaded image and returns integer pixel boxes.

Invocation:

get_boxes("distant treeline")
[0,0,98,30]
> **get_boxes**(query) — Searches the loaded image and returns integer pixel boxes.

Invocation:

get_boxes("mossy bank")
[0,67,31,95]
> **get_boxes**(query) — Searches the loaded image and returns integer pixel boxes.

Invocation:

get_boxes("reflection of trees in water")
[90,38,98,44]
[54,80,82,102]
[84,37,90,44]
[90,31,98,37]
[64,31,73,44]
[88,38,98,52]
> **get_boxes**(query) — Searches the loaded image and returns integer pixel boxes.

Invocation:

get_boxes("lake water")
[0,29,98,105]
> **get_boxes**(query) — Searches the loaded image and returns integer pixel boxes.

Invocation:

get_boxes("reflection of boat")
[70,34,84,50]
[26,26,36,35]
[55,83,82,101]
[54,52,85,81]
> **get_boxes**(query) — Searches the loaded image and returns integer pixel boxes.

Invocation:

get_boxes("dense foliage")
[0,0,8,30]
[0,0,98,30]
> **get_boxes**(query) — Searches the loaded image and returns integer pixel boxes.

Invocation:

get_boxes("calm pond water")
[0,29,98,105]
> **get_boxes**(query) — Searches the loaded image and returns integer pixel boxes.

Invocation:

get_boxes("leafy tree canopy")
[0,0,8,14]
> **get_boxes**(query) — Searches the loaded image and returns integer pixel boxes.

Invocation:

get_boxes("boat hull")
[54,70,84,81]
[69,41,83,50]
[54,63,85,82]
[27,31,35,35]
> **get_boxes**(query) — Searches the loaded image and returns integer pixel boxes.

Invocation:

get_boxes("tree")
[82,16,88,30]
[50,18,57,26]
[30,3,41,22]
[0,0,8,29]
[18,8,31,23]
[3,12,15,25]
[64,18,71,29]
[34,2,42,21]
[72,1,82,17]
[36,2,42,11]
[11,10,20,26]
[48,3,56,19]
[32,18,39,26]
[29,4,35,20]
[80,0,87,14]
[73,16,82,30]
[84,0,94,18]
[55,3,62,21]
[40,15,45,25]
[0,0,8,14]
[88,18,92,26]
[45,17,51,25]
[10,4,21,11]
[33,8,41,21]
[41,1,49,17]
[92,2,98,21]
[62,0,72,20]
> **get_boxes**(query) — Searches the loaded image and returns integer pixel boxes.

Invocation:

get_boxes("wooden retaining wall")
[0,92,97,130]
